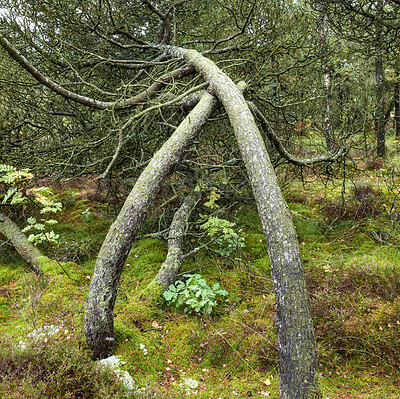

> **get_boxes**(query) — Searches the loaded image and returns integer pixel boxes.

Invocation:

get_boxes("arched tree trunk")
[164,47,319,399]
[84,91,219,359]
[152,188,201,288]
[0,213,44,275]
[83,43,319,396]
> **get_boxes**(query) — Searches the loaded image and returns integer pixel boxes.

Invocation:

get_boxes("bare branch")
[211,0,256,50]
[98,81,210,178]
[0,33,194,110]
[248,101,346,166]
[141,0,172,44]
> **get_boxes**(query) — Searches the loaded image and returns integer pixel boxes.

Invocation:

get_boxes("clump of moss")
[243,233,268,259]
[123,239,167,289]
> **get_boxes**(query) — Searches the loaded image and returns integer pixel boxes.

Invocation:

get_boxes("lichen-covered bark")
[395,66,400,139]
[375,0,386,157]
[318,11,336,152]
[164,46,319,398]
[0,213,43,275]
[153,189,201,288]
[84,92,218,359]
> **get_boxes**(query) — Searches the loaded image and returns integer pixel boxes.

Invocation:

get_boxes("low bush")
[0,335,133,398]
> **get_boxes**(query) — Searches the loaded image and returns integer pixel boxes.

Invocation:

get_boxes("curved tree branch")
[0,33,194,110]
[84,89,219,359]
[247,101,346,166]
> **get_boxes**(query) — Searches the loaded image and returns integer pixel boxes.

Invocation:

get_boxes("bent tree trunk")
[84,91,219,359]
[152,189,201,288]
[0,213,44,275]
[165,47,319,398]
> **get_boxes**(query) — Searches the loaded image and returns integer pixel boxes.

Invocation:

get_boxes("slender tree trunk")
[84,91,219,359]
[152,189,201,288]
[376,0,386,157]
[376,57,385,156]
[318,10,336,152]
[0,213,43,275]
[323,72,335,152]
[395,67,400,139]
[165,47,319,399]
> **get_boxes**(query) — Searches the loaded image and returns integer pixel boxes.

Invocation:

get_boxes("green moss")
[123,239,167,288]
[2,175,400,398]
[135,280,163,302]
[251,255,271,274]
[243,233,269,259]
[290,203,325,243]
[233,205,263,232]
[39,257,80,282]
[0,263,26,285]
[114,319,137,341]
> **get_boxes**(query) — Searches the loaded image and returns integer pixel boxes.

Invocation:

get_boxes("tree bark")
[84,91,219,359]
[0,213,43,275]
[164,46,319,399]
[152,189,201,288]
[318,10,336,152]
[395,67,400,139]
[375,0,386,157]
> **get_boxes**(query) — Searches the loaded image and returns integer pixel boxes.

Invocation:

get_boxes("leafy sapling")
[200,217,245,256]
[0,164,62,246]
[199,186,245,256]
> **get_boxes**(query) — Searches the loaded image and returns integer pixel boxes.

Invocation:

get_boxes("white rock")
[98,355,135,390]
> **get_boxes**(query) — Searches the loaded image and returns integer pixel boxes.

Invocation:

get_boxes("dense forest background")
[1,1,400,398]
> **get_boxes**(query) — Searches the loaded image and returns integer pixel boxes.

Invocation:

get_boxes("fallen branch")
[0,213,44,275]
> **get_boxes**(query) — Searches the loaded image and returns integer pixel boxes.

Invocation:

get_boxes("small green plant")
[198,187,245,256]
[200,216,245,256]
[22,217,60,244]
[0,163,34,205]
[0,164,62,246]
[163,274,228,315]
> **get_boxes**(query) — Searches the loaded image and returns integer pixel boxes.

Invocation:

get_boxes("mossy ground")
[1,162,400,398]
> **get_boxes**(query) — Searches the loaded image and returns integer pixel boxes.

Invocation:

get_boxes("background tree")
[310,0,400,157]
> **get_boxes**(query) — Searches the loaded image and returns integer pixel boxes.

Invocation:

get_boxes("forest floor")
[1,150,400,398]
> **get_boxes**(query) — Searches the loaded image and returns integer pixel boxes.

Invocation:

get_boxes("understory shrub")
[321,181,383,221]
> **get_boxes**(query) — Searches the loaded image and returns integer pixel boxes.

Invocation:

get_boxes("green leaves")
[200,216,245,256]
[163,274,228,316]
[1,164,62,246]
